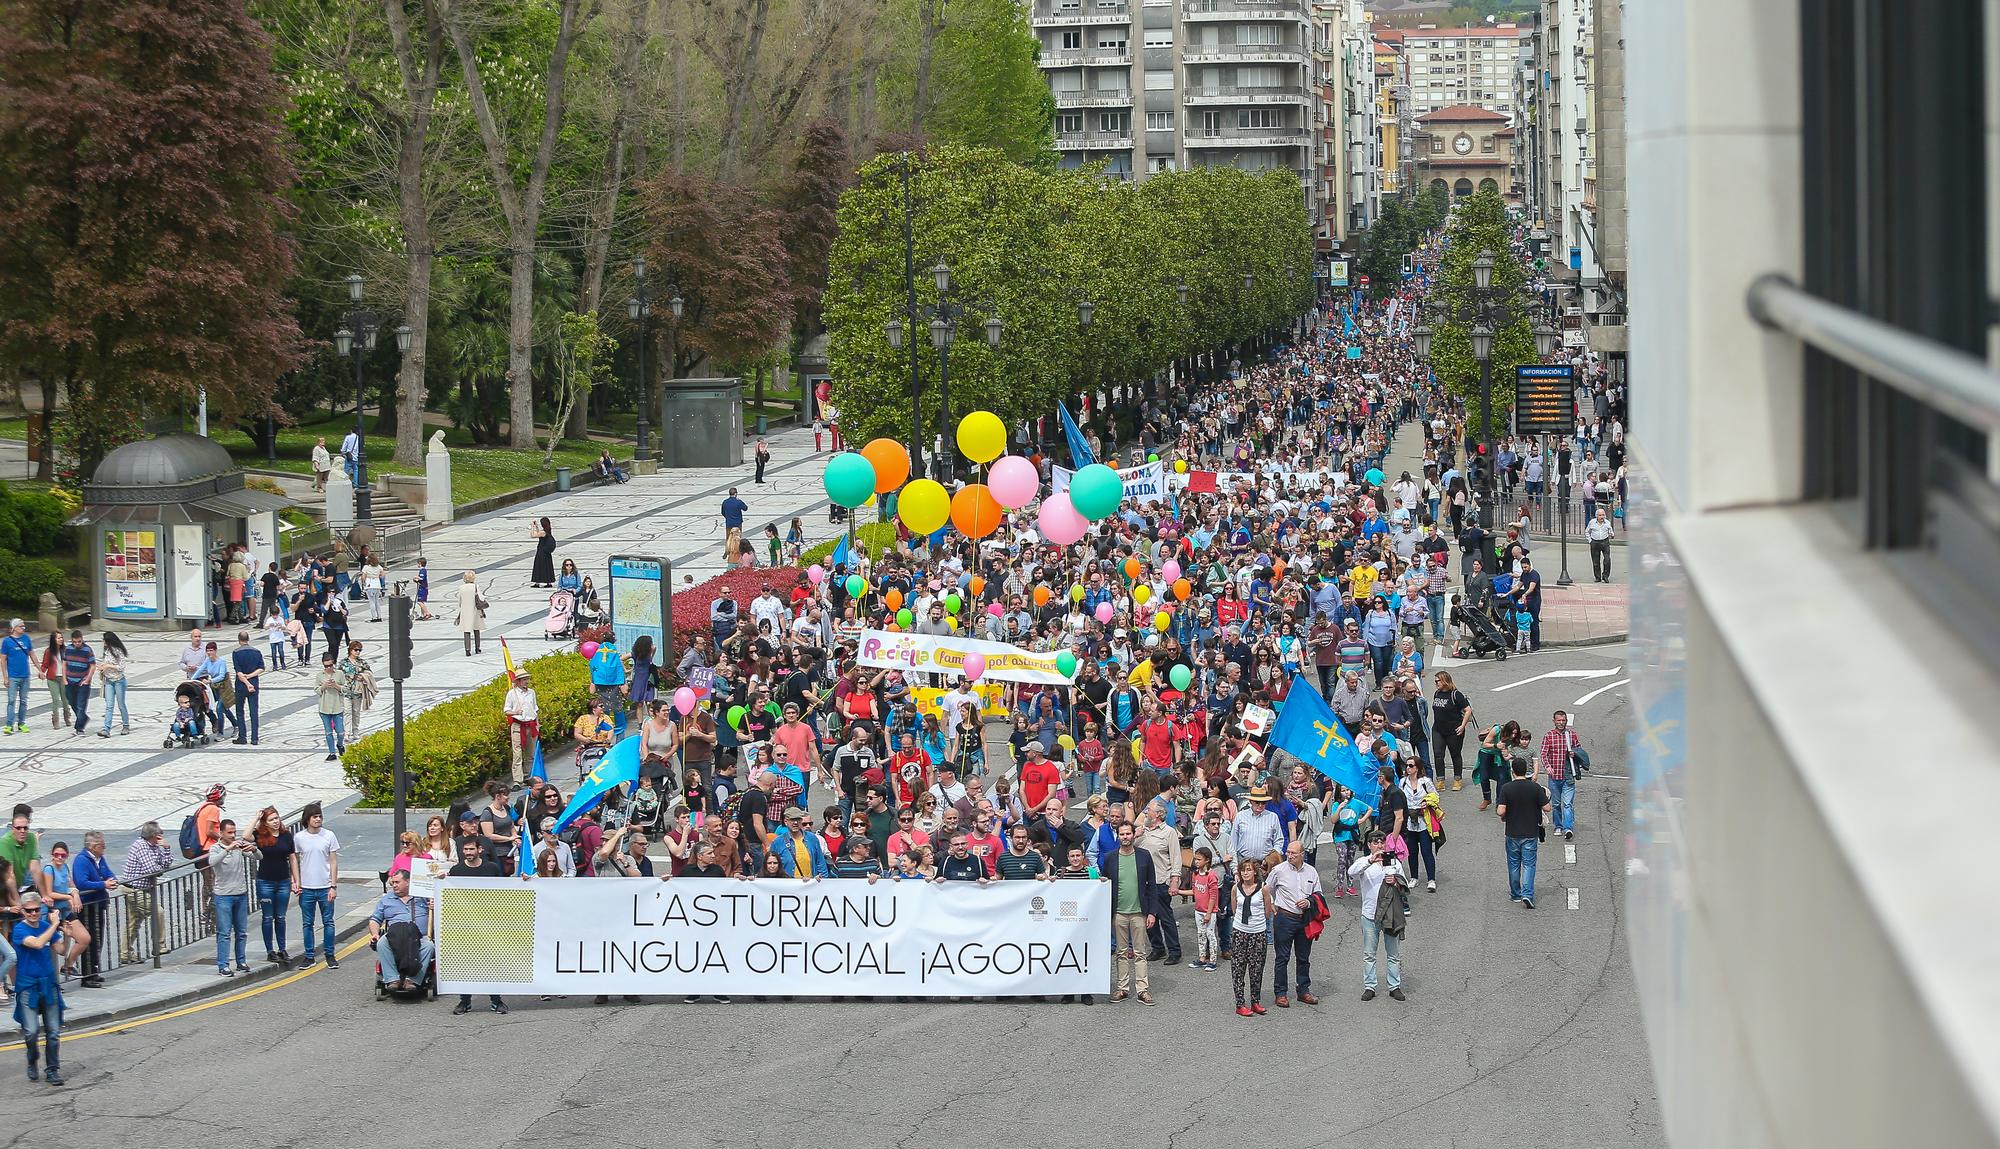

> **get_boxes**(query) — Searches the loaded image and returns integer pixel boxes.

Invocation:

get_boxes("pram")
[544,590,578,641]
[164,680,215,748]
[575,593,606,630]
[1452,595,1511,661]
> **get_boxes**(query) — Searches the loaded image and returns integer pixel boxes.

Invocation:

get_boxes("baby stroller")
[165,680,214,748]
[575,593,606,630]
[1452,595,1511,661]
[544,590,578,642]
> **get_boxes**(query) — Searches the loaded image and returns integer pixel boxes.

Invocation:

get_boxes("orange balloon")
[885,622,901,632]
[970,575,986,596]
[1123,557,1140,579]
[885,587,904,611]
[1173,578,1192,601]
[1033,585,1051,607]
[950,483,1003,539]
[860,437,911,494]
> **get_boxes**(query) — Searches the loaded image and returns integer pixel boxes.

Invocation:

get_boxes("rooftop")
[1416,104,1511,122]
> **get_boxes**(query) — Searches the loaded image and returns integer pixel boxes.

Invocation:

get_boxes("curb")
[62,897,375,1031]
[1541,633,1627,648]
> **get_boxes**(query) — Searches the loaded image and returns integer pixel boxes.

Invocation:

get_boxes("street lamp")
[1078,299,1095,328]
[1472,249,1495,291]
[1412,323,1434,359]
[884,244,1001,482]
[1533,322,1559,359]
[336,273,403,529]
[627,255,652,464]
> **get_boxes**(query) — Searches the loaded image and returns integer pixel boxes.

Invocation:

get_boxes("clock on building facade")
[1453,133,1474,155]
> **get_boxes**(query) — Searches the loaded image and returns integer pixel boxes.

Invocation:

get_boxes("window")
[1095,69,1128,91]
[1431,137,1444,153]
[1238,107,1282,129]
[1095,31,1127,51]
[1481,136,1496,152]
[1149,156,1177,171]
[1238,65,1281,88]
[1145,69,1173,90]
[1057,112,1085,133]
[1237,24,1281,46]
[1098,110,1129,134]
[1052,69,1082,91]
[1060,30,1081,50]
[1200,110,1223,137]
[1144,29,1173,49]
[1146,110,1175,131]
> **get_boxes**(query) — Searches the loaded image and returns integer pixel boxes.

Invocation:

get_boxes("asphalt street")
[0,644,1659,1149]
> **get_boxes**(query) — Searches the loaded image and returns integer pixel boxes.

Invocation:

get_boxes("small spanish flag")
[500,636,518,683]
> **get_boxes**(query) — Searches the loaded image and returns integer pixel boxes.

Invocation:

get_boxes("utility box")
[659,378,744,468]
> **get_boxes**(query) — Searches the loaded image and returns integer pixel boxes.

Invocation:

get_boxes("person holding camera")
[1347,830,1409,1001]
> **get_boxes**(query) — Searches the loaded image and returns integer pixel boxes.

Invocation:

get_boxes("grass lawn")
[0,416,26,440]
[209,415,617,506]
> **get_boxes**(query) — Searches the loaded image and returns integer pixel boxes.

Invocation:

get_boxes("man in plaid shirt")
[1424,553,1450,641]
[1537,710,1583,840]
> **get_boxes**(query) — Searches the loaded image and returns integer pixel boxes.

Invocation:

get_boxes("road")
[0,644,1660,1149]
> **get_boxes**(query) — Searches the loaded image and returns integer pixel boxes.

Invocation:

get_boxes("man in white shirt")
[750,586,786,637]
[1230,786,1284,868]
[503,671,540,782]
[178,629,207,678]
[1585,508,1616,583]
[292,804,341,969]
[339,430,361,486]
[1348,830,1407,1000]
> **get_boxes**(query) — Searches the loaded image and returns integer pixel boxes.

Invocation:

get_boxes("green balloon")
[726,705,747,731]
[1148,453,1160,463]
[822,452,876,507]
[943,593,962,614]
[1169,664,1193,691]
[1055,651,1078,677]
[844,574,866,598]
[1069,463,1124,520]
[896,607,914,628]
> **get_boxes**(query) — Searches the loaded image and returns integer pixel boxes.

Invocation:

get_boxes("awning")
[68,503,207,527]
[190,487,292,519]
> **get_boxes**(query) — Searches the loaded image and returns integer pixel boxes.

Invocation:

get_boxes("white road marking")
[1564,844,1577,865]
[1566,887,1580,910]
[1490,667,1622,692]
[1572,678,1631,707]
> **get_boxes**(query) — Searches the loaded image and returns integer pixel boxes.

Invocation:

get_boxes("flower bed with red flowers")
[575,566,807,685]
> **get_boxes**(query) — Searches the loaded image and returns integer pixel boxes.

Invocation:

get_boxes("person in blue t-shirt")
[12,890,65,1085]
[1,618,34,733]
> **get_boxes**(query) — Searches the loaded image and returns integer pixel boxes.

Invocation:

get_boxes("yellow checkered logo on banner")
[437,885,537,983]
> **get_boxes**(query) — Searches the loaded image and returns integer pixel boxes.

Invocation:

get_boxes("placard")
[1514,365,1577,434]
[434,876,1112,998]
[244,511,278,567]
[1329,260,1350,287]
[608,554,669,664]
[170,523,209,619]
[100,529,159,615]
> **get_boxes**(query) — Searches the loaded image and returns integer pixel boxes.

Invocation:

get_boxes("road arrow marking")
[1572,678,1631,707]
[1490,667,1622,692]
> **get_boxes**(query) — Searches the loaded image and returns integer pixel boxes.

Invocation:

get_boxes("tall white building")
[1392,22,1528,119]
[1311,0,1379,246]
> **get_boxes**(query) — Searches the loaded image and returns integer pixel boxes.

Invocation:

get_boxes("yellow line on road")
[0,935,373,1051]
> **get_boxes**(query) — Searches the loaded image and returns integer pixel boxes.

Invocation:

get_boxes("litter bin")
[555,466,572,492]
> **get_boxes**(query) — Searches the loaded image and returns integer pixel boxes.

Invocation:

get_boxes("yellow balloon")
[898,478,950,535]
[1133,583,1151,604]
[1057,734,1076,751]
[1131,738,1144,760]
[1154,611,1170,631]
[956,410,1007,464]
[1174,459,1188,474]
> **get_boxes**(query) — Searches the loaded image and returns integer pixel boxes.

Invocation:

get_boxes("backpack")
[718,787,745,828]
[178,805,207,859]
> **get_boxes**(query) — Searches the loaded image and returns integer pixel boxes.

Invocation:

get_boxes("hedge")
[0,483,73,557]
[800,521,899,567]
[342,650,595,807]
[0,551,65,607]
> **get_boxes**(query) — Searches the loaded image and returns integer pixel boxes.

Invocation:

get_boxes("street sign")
[1563,327,1587,348]
[1514,364,1576,433]
[608,553,671,666]
[1329,260,1349,287]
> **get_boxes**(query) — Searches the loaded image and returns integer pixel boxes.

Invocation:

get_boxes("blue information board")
[607,554,669,663]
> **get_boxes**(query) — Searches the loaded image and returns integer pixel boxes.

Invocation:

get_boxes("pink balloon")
[1163,559,1182,582]
[986,601,1004,618]
[578,641,599,659]
[807,564,825,585]
[1094,601,1115,624]
[1037,491,1088,546]
[988,456,1039,508]
[673,686,697,716]
[963,653,987,682]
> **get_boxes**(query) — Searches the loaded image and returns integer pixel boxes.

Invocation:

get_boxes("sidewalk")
[58,877,378,1029]
[1382,421,1626,646]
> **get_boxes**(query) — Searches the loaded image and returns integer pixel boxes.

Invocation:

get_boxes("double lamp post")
[884,259,1000,484]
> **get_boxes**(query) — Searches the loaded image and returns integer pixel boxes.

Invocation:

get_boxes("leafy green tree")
[1426,186,1538,438]
[543,311,616,461]
[926,0,1054,166]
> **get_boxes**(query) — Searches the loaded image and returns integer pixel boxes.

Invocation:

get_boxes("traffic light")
[387,592,413,681]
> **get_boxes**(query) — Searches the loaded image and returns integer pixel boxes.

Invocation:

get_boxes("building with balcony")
[1390,21,1527,119]
[1032,0,1315,192]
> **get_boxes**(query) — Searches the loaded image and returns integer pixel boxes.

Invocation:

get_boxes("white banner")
[170,524,208,619]
[244,511,278,567]
[435,877,1111,997]
[855,628,1073,685]
[1050,462,1169,507]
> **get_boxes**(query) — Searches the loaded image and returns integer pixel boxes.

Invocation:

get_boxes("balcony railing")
[1182,84,1310,105]
[1181,0,1307,20]
[1181,43,1307,65]
[1055,90,1136,108]
[1054,134,1136,151]
[1034,2,1128,24]
[1184,131,1311,148]
[1039,47,1134,68]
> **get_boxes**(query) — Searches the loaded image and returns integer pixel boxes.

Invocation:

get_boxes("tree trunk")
[33,378,57,482]
[913,0,937,131]
[386,0,444,468]
[570,0,649,440]
[714,0,772,183]
[671,37,687,171]
[442,0,585,451]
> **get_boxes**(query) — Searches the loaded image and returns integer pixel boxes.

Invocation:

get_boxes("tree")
[1427,186,1538,438]
[0,0,304,480]
[635,169,794,385]
[776,116,852,352]
[543,310,616,461]
[440,0,589,449]
[926,0,1053,166]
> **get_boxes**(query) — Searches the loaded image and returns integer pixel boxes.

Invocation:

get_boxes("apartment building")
[1032,0,1314,186]
[1394,22,1527,119]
